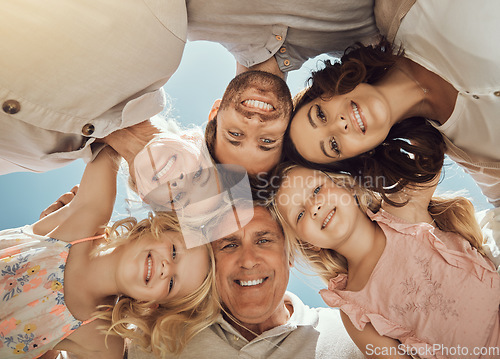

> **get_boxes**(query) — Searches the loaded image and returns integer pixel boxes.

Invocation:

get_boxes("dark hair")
[283,39,446,205]
[204,115,218,162]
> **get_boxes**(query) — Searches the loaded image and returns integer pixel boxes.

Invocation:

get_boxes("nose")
[238,248,260,270]
[160,259,171,280]
[170,172,185,187]
[326,114,348,134]
[309,203,322,219]
[244,114,265,127]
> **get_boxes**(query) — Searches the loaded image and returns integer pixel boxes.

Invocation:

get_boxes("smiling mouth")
[351,101,366,133]
[145,252,153,284]
[322,209,336,229]
[152,155,177,182]
[242,99,274,112]
[235,277,268,287]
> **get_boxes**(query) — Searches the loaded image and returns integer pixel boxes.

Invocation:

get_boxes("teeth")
[239,278,264,287]
[243,99,274,111]
[351,102,365,132]
[146,254,152,283]
[322,209,336,229]
[152,155,177,181]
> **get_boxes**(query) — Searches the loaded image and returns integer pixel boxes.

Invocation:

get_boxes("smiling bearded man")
[205,71,293,175]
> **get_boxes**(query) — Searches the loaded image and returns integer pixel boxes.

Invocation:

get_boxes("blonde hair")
[92,211,220,356]
[270,164,485,284]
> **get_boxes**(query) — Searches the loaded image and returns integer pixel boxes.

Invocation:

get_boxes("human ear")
[310,245,322,252]
[208,99,222,122]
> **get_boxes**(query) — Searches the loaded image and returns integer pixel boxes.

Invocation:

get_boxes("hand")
[39,185,79,219]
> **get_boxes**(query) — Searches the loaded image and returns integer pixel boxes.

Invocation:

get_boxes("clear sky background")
[0,41,492,308]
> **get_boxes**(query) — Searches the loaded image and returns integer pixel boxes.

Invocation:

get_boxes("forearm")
[102,120,159,167]
[42,147,120,241]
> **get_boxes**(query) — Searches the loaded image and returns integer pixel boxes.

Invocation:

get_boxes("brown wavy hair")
[283,40,446,205]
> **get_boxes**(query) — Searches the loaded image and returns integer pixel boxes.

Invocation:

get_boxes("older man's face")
[212,206,290,325]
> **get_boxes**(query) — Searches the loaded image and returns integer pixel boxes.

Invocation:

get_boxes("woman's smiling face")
[290,83,392,164]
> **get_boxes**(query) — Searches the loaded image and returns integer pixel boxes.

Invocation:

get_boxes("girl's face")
[290,83,392,164]
[276,167,361,250]
[116,230,209,302]
[134,135,218,211]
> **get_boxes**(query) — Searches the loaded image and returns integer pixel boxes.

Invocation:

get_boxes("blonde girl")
[0,147,218,358]
[272,164,500,359]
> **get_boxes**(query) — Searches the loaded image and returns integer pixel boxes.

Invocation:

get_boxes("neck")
[237,57,286,80]
[103,120,160,168]
[377,59,430,125]
[334,214,385,280]
[224,300,292,341]
[65,241,121,319]
[79,243,121,300]
[380,59,457,125]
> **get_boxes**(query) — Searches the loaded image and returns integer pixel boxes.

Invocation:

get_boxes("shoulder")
[374,0,416,42]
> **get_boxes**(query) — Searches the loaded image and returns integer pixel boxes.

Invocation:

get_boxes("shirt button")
[279,47,286,53]
[494,91,500,97]
[81,123,95,136]
[2,99,21,114]
[283,59,290,66]
[472,95,480,99]
[233,335,239,341]
[275,35,282,41]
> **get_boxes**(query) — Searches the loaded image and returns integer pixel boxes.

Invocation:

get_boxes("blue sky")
[0,41,492,307]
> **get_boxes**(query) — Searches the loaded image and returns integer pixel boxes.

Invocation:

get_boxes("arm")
[54,319,124,359]
[39,185,79,219]
[32,146,120,242]
[34,186,80,236]
[340,312,412,359]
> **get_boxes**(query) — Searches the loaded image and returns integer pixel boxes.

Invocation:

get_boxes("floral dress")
[0,225,91,358]
[321,210,500,359]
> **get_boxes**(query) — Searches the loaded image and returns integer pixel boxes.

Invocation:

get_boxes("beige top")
[0,0,187,173]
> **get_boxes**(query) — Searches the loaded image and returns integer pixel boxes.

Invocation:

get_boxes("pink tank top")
[321,209,500,359]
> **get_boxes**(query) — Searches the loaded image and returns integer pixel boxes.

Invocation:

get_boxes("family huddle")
[1,0,500,358]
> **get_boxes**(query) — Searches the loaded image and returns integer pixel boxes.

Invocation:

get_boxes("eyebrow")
[254,230,280,239]
[218,236,239,245]
[307,106,317,129]
[225,137,241,147]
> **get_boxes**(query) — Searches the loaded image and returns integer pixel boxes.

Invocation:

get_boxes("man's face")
[213,71,292,175]
[212,206,290,326]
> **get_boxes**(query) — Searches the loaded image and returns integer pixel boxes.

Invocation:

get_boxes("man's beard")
[219,70,292,122]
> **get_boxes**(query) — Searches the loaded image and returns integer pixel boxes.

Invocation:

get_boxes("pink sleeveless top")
[321,210,500,359]
[0,225,101,358]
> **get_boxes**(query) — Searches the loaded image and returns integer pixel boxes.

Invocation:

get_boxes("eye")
[329,137,340,155]
[221,243,237,250]
[296,210,304,223]
[172,244,177,260]
[169,278,174,292]
[313,185,322,196]
[260,138,276,144]
[315,104,326,123]
[257,238,271,244]
[229,131,242,137]
[193,166,203,179]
